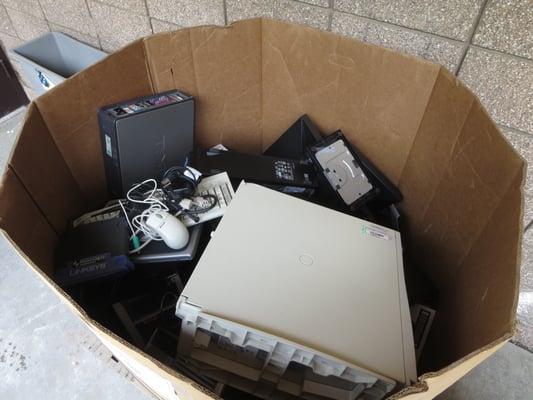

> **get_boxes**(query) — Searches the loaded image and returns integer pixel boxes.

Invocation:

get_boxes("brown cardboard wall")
[9,103,86,233]
[260,20,439,185]
[422,166,522,371]
[400,86,524,369]
[34,41,155,206]
[405,99,523,288]
[146,18,440,185]
[418,103,524,370]
[144,30,197,106]
[145,19,263,153]
[399,70,474,234]
[0,168,58,275]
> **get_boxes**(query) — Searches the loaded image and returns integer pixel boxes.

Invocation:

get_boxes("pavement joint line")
[83,0,104,49]
[294,0,331,11]
[331,8,468,44]
[2,3,19,40]
[498,124,533,138]
[144,0,155,35]
[495,123,533,236]
[468,43,533,63]
[510,339,533,354]
[34,0,52,32]
[455,0,489,76]
[222,0,228,26]
[326,0,334,31]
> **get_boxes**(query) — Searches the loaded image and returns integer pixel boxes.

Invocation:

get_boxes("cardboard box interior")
[0,19,525,399]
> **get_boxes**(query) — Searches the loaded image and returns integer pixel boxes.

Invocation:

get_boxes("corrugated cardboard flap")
[34,40,155,206]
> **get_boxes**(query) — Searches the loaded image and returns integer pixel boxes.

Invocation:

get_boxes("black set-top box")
[98,90,195,198]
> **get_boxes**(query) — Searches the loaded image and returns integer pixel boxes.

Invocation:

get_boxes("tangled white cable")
[125,179,171,243]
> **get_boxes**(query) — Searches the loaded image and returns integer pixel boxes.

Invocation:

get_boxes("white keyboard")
[179,172,235,227]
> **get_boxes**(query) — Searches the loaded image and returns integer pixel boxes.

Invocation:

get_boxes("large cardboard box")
[0,19,524,399]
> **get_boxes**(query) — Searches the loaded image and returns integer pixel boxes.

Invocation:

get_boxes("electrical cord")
[118,200,135,234]
[116,167,218,254]
[161,165,218,222]
[183,195,218,215]
[164,190,217,222]
[121,179,173,254]
[161,166,198,197]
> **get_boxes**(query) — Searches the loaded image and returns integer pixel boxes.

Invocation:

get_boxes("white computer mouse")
[145,211,189,249]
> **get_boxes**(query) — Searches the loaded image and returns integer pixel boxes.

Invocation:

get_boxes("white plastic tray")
[176,298,395,400]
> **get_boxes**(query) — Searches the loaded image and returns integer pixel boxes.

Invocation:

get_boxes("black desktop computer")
[98,90,195,198]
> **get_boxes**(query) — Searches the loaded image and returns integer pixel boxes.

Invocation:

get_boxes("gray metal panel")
[12,32,106,78]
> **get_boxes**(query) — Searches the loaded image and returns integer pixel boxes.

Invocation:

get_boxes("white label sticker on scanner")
[361,224,391,240]
[105,134,112,157]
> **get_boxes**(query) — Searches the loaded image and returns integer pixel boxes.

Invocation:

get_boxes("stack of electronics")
[53,89,435,400]
[55,90,235,287]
